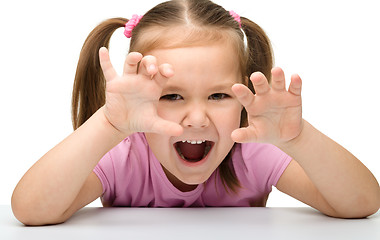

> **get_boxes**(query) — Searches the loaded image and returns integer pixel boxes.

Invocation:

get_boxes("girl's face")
[145,43,242,191]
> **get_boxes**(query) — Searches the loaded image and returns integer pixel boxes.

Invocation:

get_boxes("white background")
[0,0,379,208]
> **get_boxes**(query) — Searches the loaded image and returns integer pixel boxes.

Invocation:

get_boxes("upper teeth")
[182,140,205,144]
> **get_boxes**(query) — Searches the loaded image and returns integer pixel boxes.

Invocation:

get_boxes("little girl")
[12,0,380,225]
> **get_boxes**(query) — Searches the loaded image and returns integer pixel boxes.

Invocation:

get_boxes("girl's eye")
[209,93,229,101]
[160,94,183,101]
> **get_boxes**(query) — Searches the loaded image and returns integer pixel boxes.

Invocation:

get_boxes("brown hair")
[72,0,273,193]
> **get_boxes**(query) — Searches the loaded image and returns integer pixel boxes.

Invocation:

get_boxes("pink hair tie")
[124,14,143,38]
[229,10,241,28]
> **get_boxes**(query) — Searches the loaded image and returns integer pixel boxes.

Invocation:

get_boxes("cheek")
[156,103,181,122]
[145,133,172,164]
[144,133,159,152]
[212,104,242,132]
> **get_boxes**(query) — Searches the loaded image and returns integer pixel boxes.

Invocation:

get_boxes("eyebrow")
[209,82,235,91]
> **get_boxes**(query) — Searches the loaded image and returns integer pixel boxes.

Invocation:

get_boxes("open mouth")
[174,140,214,163]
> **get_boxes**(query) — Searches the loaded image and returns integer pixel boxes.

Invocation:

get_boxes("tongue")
[178,142,206,160]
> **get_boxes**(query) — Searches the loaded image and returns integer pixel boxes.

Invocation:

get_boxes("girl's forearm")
[279,120,380,217]
[11,107,127,222]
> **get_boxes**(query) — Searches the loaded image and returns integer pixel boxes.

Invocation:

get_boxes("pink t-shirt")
[93,133,292,207]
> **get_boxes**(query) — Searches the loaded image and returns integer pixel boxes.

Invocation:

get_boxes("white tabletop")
[1,206,379,240]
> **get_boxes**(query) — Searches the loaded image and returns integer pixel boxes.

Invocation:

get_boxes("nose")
[182,102,210,129]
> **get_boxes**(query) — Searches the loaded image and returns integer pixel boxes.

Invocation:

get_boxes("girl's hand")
[231,67,303,146]
[99,47,183,136]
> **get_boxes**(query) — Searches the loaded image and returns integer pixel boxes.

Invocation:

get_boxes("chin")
[175,168,214,185]
[180,176,207,185]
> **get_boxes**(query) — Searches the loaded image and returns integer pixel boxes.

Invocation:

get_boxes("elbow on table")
[11,196,66,226]
[363,196,380,218]
[338,207,379,219]
[329,196,380,219]
[12,206,67,226]
[357,191,380,218]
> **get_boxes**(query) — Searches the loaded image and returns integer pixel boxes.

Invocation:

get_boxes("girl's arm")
[12,48,182,225]
[276,121,380,218]
[11,109,124,225]
[232,67,380,218]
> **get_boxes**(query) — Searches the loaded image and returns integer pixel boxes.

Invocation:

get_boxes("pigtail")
[72,18,128,130]
[240,17,274,84]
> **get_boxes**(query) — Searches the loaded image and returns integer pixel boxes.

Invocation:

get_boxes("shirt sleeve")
[93,152,113,199]
[241,143,292,193]
[93,137,132,205]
